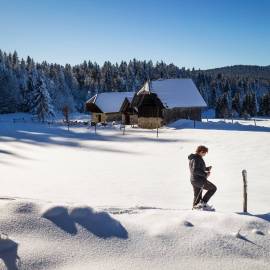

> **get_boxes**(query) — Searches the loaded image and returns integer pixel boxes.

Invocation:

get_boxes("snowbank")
[0,199,270,269]
[169,118,270,132]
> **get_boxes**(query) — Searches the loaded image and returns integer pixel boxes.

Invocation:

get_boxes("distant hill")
[203,65,270,79]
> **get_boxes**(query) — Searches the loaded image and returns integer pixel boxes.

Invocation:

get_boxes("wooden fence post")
[253,119,257,126]
[242,169,248,213]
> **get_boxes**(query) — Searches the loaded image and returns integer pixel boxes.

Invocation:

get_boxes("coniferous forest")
[1,49,270,119]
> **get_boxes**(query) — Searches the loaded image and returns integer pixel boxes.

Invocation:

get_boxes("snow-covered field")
[0,113,270,269]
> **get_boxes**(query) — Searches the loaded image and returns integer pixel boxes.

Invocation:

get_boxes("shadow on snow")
[42,206,128,239]
[0,238,21,270]
[237,211,270,223]
[0,123,183,148]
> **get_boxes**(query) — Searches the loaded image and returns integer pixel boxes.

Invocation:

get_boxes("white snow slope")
[0,114,270,270]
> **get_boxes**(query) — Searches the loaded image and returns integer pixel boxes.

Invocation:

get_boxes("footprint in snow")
[182,220,194,227]
[231,231,243,238]
[252,229,264,235]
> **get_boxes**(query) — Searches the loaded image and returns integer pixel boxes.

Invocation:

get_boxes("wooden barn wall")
[138,106,163,118]
[92,112,122,123]
[122,114,138,125]
[138,117,163,129]
[130,114,138,125]
[106,112,122,122]
[92,113,106,123]
[163,108,202,124]
[132,93,164,118]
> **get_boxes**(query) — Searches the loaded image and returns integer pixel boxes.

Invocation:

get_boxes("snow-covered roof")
[86,92,135,113]
[138,79,207,108]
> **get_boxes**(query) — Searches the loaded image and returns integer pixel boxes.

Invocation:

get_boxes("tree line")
[0,49,270,120]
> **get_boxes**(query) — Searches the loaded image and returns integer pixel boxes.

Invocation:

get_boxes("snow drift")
[0,114,270,269]
[0,199,270,270]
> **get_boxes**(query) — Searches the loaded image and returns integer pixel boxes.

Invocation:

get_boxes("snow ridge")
[0,199,270,270]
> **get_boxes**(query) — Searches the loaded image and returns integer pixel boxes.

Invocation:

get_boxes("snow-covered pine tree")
[241,93,250,117]
[266,93,270,116]
[254,92,259,115]
[216,93,230,118]
[32,75,54,122]
[232,92,241,117]
[259,93,270,116]
[1,49,270,115]
[21,67,39,112]
[242,92,257,117]
[0,52,21,113]
[0,70,19,113]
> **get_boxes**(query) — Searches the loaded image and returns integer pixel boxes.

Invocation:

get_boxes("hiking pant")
[192,180,217,206]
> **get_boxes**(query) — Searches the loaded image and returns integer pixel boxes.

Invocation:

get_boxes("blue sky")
[0,0,269,69]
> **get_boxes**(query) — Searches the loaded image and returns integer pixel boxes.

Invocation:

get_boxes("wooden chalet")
[129,79,207,128]
[85,92,135,123]
[85,79,207,128]
[130,90,164,128]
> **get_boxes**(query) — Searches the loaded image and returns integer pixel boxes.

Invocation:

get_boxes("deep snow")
[0,113,270,269]
[0,200,270,270]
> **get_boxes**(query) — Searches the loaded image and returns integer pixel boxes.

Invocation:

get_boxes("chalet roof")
[86,92,135,113]
[131,92,164,109]
[137,79,207,108]
[120,97,134,113]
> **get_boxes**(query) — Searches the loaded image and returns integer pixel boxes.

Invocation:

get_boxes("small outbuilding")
[119,97,138,125]
[130,87,165,129]
[85,92,135,123]
[132,79,207,128]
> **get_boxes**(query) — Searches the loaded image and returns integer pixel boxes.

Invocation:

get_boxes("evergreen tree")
[0,71,18,113]
[32,76,54,122]
[1,49,270,115]
[242,92,257,116]
[259,93,270,115]
[232,92,241,116]
[216,93,230,118]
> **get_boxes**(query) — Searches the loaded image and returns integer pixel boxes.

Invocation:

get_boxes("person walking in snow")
[188,145,217,210]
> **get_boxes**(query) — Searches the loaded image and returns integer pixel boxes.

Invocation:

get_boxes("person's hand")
[207,171,211,178]
[208,166,212,171]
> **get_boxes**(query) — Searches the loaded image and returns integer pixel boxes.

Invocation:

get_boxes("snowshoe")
[192,202,215,211]
[202,204,215,211]
[192,203,204,210]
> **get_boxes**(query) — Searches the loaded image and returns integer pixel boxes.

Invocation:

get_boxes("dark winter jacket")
[188,153,210,182]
